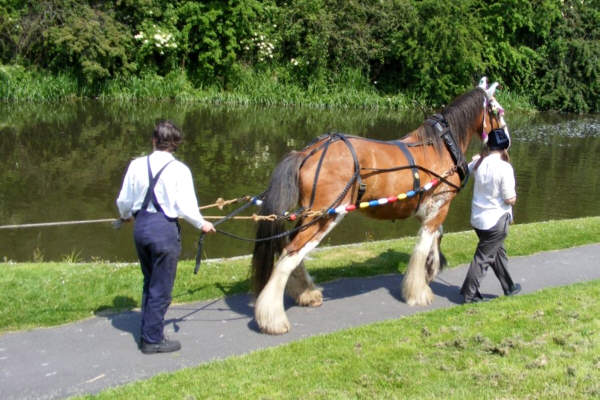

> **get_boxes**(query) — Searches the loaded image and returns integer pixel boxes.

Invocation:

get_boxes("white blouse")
[116,150,206,229]
[468,152,516,230]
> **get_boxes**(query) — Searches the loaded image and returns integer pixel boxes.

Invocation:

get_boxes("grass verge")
[1,66,536,111]
[1,216,598,334]
[80,279,600,399]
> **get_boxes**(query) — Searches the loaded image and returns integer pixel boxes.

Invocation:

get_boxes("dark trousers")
[134,210,181,344]
[461,213,514,299]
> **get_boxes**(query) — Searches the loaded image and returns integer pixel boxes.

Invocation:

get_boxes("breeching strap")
[194,133,364,273]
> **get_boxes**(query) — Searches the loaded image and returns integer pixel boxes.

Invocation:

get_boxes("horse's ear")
[478,76,488,90]
[485,82,499,98]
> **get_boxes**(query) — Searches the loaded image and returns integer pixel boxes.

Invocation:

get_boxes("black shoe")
[463,292,488,304]
[140,338,181,354]
[505,283,522,296]
[464,296,487,304]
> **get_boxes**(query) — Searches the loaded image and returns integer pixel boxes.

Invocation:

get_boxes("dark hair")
[153,120,182,152]
[488,129,510,150]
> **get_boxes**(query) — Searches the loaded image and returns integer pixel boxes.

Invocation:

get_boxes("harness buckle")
[356,181,367,205]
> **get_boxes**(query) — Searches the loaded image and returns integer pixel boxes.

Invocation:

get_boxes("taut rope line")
[0,214,283,230]
[0,196,274,230]
[0,218,119,230]
[0,162,460,231]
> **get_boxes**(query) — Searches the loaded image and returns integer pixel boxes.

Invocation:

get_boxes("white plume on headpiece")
[478,76,488,90]
[486,82,499,98]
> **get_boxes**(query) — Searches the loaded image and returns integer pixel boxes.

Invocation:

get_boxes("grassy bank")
[80,279,600,399]
[0,66,535,111]
[1,216,598,334]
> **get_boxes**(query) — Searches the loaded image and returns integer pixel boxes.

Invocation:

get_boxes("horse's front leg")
[402,227,437,306]
[402,202,450,305]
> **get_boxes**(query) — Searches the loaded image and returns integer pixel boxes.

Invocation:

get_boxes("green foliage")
[384,1,485,104]
[44,3,136,84]
[0,64,80,100]
[532,0,600,112]
[0,0,599,111]
[475,0,560,92]
[271,0,401,89]
[175,0,274,86]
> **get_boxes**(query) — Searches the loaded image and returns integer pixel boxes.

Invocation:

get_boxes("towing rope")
[0,218,119,230]
[0,163,459,231]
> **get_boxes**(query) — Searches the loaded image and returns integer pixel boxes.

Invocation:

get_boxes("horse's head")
[478,77,510,148]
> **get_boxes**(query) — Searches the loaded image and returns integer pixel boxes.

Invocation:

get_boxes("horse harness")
[195,116,469,272]
[424,114,470,185]
[300,115,469,214]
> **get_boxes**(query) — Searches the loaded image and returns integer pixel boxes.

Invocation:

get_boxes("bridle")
[482,95,510,148]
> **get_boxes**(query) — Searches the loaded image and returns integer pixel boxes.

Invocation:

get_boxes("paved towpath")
[1,243,599,399]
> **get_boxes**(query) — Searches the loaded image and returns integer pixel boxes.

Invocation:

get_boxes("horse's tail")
[251,151,304,295]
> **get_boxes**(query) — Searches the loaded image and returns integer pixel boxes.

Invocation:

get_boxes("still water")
[0,102,598,262]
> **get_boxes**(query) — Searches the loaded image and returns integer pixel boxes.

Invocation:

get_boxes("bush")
[45,3,135,85]
[0,0,599,112]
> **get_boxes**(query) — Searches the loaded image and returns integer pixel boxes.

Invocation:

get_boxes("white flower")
[134,32,144,40]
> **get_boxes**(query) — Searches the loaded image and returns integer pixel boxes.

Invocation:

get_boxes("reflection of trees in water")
[0,102,598,261]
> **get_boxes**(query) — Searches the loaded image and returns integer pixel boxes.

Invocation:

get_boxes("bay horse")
[251,79,509,334]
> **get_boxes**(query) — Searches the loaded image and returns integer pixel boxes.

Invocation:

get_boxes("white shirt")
[116,150,206,229]
[469,152,516,230]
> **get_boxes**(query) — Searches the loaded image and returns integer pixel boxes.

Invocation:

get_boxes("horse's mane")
[417,87,486,153]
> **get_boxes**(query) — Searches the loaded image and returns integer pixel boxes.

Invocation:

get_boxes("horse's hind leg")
[255,215,344,334]
[286,261,323,307]
[254,248,307,335]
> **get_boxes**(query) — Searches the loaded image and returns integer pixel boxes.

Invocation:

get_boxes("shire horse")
[251,79,509,334]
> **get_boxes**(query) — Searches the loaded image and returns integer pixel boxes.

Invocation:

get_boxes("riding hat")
[487,129,510,151]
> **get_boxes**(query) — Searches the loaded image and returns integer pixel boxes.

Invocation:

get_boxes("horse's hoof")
[297,288,323,307]
[258,319,290,335]
[404,286,434,306]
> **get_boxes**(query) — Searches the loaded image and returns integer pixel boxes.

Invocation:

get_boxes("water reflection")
[0,102,598,262]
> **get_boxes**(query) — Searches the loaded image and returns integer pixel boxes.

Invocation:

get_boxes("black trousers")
[134,210,181,344]
[460,213,514,299]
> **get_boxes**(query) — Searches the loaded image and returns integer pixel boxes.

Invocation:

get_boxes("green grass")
[1,65,537,111]
[1,216,599,334]
[80,279,600,399]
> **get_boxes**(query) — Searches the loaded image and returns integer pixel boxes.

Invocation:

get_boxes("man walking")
[117,120,215,353]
